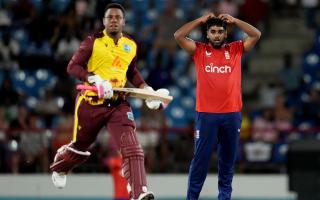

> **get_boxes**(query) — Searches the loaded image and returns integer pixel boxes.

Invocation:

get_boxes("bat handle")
[76,84,98,91]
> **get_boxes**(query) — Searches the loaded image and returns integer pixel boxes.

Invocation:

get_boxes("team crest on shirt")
[205,50,212,57]
[224,51,230,60]
[123,44,131,52]
[127,112,134,121]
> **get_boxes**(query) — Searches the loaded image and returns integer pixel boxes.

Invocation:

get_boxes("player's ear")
[103,17,107,27]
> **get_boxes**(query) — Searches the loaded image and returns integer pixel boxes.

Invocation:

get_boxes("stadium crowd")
[0,0,319,174]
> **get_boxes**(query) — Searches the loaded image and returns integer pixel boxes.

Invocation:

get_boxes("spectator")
[0,32,20,69]
[0,106,9,172]
[301,0,318,29]
[8,105,29,173]
[55,29,80,63]
[138,105,167,172]
[18,113,49,173]
[298,88,320,126]
[0,76,20,107]
[258,81,283,108]
[34,89,61,127]
[278,53,302,96]
[252,108,278,143]
[218,0,239,17]
[274,93,293,137]
[146,1,184,88]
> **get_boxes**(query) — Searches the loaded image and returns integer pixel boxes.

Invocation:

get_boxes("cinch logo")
[205,63,231,73]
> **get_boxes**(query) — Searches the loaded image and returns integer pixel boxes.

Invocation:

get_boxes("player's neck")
[106,31,122,44]
[208,42,226,49]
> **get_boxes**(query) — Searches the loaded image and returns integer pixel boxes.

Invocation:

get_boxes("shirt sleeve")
[192,42,204,62]
[231,40,244,55]
[66,36,94,81]
[126,56,146,88]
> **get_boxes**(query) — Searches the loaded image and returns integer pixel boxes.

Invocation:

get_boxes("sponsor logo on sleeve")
[127,112,134,121]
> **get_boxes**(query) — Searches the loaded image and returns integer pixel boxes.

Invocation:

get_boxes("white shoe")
[52,171,67,189]
[137,191,154,200]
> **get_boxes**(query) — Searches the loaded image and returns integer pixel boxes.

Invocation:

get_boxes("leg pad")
[120,132,147,199]
[50,144,90,173]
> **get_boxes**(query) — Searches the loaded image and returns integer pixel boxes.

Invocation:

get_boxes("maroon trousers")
[71,95,147,199]
[72,95,135,151]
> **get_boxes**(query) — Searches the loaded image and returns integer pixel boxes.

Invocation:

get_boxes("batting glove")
[144,86,169,110]
[87,74,103,85]
[87,74,113,99]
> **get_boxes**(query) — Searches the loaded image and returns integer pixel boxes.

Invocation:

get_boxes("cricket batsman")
[50,3,169,200]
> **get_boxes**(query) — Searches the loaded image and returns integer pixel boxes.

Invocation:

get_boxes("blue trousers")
[187,112,241,200]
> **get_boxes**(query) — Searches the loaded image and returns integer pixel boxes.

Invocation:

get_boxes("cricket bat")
[76,84,173,105]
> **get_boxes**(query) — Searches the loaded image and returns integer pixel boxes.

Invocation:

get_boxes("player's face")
[207,26,227,48]
[103,8,125,36]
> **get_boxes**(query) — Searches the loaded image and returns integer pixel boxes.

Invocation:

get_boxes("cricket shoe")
[52,171,67,189]
[137,191,154,200]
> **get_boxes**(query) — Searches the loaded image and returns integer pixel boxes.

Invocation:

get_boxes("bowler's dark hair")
[206,18,227,31]
[104,3,125,15]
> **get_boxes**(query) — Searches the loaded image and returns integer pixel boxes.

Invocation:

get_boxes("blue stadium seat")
[177,0,195,12]
[128,98,143,120]
[10,69,55,97]
[302,51,320,74]
[271,143,288,163]
[154,0,168,12]
[11,69,28,93]
[25,96,38,109]
[188,86,196,98]
[234,29,246,41]
[165,97,189,128]
[139,67,149,80]
[130,0,150,13]
[142,10,158,27]
[1,0,13,7]
[30,0,43,13]
[0,69,4,87]
[314,30,320,52]
[173,50,189,78]
[34,69,57,97]
[12,28,29,53]
[168,85,181,99]
[34,68,53,87]
[50,0,71,14]
[176,75,194,95]
[180,95,195,120]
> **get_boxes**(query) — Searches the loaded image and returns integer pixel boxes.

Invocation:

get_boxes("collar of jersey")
[102,30,123,45]
[206,42,229,50]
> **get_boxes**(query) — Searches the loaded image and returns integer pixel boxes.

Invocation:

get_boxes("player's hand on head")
[218,14,235,24]
[87,74,113,99]
[144,87,170,110]
[200,12,215,24]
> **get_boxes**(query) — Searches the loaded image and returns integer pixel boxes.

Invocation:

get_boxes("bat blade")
[76,84,173,104]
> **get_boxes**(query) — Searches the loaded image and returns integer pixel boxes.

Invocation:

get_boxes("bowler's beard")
[109,31,118,37]
[210,40,225,49]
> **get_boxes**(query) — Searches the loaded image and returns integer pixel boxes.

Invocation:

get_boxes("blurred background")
[0,0,319,199]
